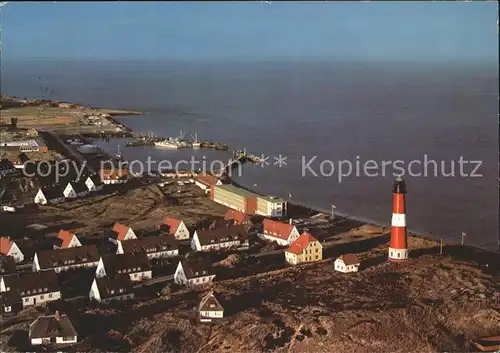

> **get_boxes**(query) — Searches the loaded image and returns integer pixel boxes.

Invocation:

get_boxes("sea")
[2,59,498,250]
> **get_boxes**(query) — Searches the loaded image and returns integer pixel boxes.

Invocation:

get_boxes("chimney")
[54,310,60,321]
[289,218,293,225]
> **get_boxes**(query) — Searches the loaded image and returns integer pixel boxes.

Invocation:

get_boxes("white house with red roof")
[0,237,24,263]
[285,232,323,265]
[195,173,222,193]
[53,230,82,250]
[107,223,137,244]
[258,219,300,246]
[162,216,190,240]
[334,254,361,273]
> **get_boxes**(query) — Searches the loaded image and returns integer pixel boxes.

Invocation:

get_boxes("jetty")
[215,150,265,177]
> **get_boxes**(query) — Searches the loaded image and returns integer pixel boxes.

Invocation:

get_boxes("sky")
[0,1,498,62]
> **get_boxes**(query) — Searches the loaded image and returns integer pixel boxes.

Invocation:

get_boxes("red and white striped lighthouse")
[388,176,409,262]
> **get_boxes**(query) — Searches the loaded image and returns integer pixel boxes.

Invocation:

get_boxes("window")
[40,295,44,299]
[49,294,53,298]
[24,298,29,303]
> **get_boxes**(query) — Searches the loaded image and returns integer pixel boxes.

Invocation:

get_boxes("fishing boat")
[154,139,179,149]
[191,132,201,148]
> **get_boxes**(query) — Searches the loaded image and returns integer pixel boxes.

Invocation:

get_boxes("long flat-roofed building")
[211,184,286,217]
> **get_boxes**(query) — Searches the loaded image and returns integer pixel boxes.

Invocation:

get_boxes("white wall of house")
[192,232,244,252]
[128,270,152,282]
[89,279,101,302]
[174,222,190,240]
[22,291,61,307]
[85,177,104,192]
[200,310,223,319]
[103,178,127,185]
[7,242,24,263]
[285,252,297,265]
[52,261,99,273]
[0,277,11,292]
[56,336,78,344]
[143,250,178,258]
[31,336,77,346]
[174,263,215,286]
[68,235,82,248]
[63,184,77,199]
[109,228,137,245]
[95,258,107,278]
[174,262,187,284]
[34,189,48,205]
[54,235,82,250]
[334,259,360,273]
[31,338,43,345]
[124,228,137,241]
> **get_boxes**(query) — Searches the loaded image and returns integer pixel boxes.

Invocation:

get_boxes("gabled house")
[162,216,190,240]
[116,236,178,259]
[63,180,89,199]
[34,186,64,205]
[195,173,222,193]
[100,168,128,185]
[334,254,361,273]
[85,174,104,192]
[53,230,82,249]
[0,159,17,178]
[89,276,135,303]
[224,209,252,226]
[199,290,224,322]
[33,245,100,273]
[174,259,215,286]
[191,225,249,252]
[96,253,152,282]
[285,232,323,265]
[0,290,22,315]
[0,237,24,263]
[258,219,300,246]
[29,311,78,346]
[16,271,61,307]
[107,223,137,244]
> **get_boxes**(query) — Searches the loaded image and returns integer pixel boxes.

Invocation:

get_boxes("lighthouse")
[388,176,409,262]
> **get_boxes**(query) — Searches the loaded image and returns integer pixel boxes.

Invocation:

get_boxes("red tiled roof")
[56,230,75,249]
[196,173,219,188]
[0,237,13,255]
[262,219,295,241]
[112,223,131,241]
[285,232,319,255]
[224,210,250,224]
[163,216,182,234]
[338,254,360,266]
[100,168,128,181]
